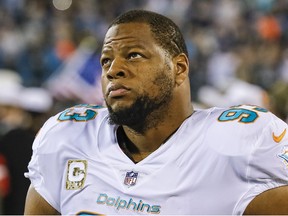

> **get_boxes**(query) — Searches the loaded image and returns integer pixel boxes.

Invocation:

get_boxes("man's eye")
[128,53,142,59]
[101,58,110,66]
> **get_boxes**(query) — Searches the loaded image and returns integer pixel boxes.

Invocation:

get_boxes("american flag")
[45,38,104,105]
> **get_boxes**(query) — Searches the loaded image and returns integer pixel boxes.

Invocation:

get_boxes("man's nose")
[106,58,127,80]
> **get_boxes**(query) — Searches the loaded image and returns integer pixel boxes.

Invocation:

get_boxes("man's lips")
[107,84,130,98]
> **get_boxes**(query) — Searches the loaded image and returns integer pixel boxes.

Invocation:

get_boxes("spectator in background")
[1,0,288,114]
[0,87,53,215]
[0,69,26,214]
[269,81,288,123]
[197,78,270,109]
[0,69,24,138]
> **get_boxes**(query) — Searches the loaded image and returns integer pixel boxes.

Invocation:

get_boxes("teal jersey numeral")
[58,104,102,122]
[218,106,267,123]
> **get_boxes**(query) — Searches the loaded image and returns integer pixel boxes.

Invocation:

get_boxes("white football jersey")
[26,104,288,215]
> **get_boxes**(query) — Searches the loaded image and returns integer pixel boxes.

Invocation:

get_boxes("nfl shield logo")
[124,171,138,186]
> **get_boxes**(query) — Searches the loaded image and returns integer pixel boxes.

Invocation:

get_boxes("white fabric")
[26,104,288,215]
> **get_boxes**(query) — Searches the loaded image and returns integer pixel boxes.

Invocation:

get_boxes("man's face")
[100,23,175,130]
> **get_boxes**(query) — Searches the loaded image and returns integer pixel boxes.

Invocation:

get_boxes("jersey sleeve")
[234,112,288,214]
[248,113,288,183]
[25,114,63,212]
[25,104,106,213]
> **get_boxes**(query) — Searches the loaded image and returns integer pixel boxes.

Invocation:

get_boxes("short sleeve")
[234,113,288,214]
[25,116,63,212]
[247,114,288,182]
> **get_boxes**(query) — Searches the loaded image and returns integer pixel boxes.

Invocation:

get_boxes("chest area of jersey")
[59,152,242,215]
[61,157,198,215]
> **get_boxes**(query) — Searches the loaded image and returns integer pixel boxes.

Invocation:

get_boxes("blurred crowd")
[0,0,288,214]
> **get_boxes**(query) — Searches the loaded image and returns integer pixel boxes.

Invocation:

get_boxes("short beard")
[106,74,173,134]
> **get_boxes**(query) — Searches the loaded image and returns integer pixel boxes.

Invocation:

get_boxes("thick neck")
[119,96,193,162]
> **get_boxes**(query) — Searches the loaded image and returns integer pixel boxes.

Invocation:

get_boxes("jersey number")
[58,104,101,122]
[218,106,267,123]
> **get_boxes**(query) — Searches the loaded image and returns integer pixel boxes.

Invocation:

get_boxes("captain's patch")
[66,159,87,190]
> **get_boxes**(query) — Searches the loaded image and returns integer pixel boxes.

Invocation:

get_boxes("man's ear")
[173,53,189,86]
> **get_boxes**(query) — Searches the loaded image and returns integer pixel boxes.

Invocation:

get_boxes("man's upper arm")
[24,185,60,215]
[244,185,288,215]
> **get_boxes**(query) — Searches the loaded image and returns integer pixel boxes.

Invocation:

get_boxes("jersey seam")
[233,113,273,214]
[246,114,273,183]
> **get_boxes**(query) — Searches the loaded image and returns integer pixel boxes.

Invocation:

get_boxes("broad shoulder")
[32,104,109,151]
[44,104,108,131]
[204,104,285,133]
[209,105,273,124]
[197,105,287,154]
